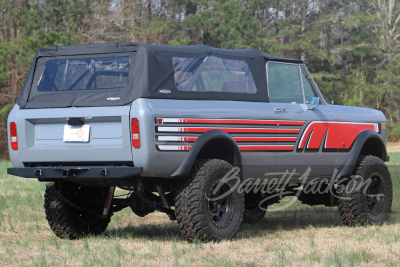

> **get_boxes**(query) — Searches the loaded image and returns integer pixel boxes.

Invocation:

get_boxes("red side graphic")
[239,145,294,151]
[180,137,297,142]
[176,119,305,126]
[180,127,300,134]
[299,122,378,150]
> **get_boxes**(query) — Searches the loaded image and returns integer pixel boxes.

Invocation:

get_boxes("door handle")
[273,107,286,113]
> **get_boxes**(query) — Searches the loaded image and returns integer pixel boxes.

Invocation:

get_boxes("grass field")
[0,155,400,266]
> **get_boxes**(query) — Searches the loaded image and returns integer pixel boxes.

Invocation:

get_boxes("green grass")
[388,152,400,214]
[0,155,399,266]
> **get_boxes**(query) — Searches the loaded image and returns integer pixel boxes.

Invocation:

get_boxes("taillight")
[131,118,140,148]
[10,122,18,150]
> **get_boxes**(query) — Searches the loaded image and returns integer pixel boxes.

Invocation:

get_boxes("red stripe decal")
[159,136,297,142]
[158,145,295,151]
[163,118,305,126]
[239,146,294,151]
[177,146,191,151]
[233,137,297,142]
[182,128,300,134]
[184,137,198,142]
[299,122,378,150]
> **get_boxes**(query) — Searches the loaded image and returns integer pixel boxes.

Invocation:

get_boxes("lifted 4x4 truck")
[7,43,392,242]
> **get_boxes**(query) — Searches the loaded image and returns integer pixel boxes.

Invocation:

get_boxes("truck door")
[267,62,337,178]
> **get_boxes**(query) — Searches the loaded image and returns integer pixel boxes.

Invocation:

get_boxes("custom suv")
[7,43,392,242]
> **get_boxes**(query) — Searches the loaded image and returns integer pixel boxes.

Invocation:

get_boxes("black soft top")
[17,42,303,109]
[141,43,302,63]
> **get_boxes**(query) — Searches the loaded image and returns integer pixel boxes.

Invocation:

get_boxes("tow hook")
[100,169,108,176]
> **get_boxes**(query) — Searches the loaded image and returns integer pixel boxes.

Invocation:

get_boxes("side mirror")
[308,97,319,110]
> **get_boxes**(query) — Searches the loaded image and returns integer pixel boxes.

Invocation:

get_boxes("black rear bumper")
[7,166,143,186]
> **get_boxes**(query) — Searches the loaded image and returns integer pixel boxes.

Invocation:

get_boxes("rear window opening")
[172,56,257,94]
[37,57,130,91]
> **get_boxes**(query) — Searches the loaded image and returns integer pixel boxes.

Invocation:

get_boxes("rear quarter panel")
[133,98,279,179]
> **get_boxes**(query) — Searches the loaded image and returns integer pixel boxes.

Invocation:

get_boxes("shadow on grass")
[105,221,183,241]
[241,209,342,235]
[240,209,400,239]
[103,208,400,242]
[101,208,341,241]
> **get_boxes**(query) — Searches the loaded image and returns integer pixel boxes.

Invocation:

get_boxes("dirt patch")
[387,142,400,152]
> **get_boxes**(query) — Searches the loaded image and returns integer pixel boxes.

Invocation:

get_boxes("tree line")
[1,0,399,158]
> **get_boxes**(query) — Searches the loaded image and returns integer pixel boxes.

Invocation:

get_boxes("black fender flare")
[337,130,387,178]
[169,130,242,179]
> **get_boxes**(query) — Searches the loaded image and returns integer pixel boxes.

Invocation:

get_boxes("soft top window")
[37,57,130,91]
[172,56,257,94]
[267,62,303,103]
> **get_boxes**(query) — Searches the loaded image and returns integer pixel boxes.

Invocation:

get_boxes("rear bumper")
[7,166,143,184]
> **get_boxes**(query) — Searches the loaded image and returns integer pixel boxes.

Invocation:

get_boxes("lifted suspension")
[111,182,176,219]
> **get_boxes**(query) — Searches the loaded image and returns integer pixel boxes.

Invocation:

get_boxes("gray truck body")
[7,43,388,184]
[8,97,387,182]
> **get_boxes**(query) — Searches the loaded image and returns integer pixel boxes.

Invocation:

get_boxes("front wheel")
[175,159,244,242]
[44,184,111,239]
[338,155,393,226]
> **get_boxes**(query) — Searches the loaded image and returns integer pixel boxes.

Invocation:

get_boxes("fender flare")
[337,130,387,178]
[169,130,242,179]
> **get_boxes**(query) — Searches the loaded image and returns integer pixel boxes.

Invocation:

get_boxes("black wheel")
[243,191,267,224]
[175,159,244,242]
[44,184,111,239]
[338,155,393,226]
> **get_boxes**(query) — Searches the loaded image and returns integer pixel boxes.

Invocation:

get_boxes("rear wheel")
[338,155,393,226]
[44,184,111,239]
[175,159,244,242]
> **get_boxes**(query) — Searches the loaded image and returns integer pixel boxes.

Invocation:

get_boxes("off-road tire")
[338,155,393,226]
[175,159,244,242]
[44,185,111,239]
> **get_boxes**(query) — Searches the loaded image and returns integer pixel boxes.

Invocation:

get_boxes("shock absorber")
[156,184,170,209]
[102,186,116,218]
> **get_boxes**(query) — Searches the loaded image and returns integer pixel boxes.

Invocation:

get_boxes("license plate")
[63,125,90,142]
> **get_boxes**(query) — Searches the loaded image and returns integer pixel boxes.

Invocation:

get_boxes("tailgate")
[16,106,132,164]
